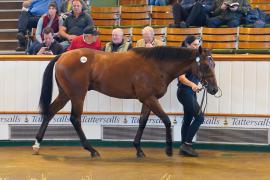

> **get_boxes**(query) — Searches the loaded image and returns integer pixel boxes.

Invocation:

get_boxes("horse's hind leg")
[142,96,173,157]
[33,91,69,155]
[133,104,150,158]
[70,98,100,158]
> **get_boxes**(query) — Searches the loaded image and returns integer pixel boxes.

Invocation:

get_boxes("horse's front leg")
[133,104,151,158]
[70,99,100,158]
[143,96,173,157]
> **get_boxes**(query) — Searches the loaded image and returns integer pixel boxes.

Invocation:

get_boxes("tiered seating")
[202,28,238,54]
[0,1,22,53]
[238,27,270,53]
[90,5,174,27]
[119,0,148,6]
[120,6,151,26]
[250,0,270,13]
[91,6,120,26]
[151,6,173,26]
[166,27,201,47]
[4,0,270,54]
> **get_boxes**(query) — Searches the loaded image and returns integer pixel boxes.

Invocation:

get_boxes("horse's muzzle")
[207,86,218,95]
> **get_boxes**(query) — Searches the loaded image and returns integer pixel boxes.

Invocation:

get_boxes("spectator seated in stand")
[207,0,249,28]
[136,26,164,48]
[61,0,89,19]
[16,0,61,51]
[59,0,94,50]
[104,28,132,53]
[32,27,64,55]
[28,2,63,54]
[244,7,270,27]
[171,0,214,28]
[67,26,101,51]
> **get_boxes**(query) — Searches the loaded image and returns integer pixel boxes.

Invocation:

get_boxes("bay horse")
[32,46,218,158]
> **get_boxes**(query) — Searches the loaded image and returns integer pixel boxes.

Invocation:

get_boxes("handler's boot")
[179,143,198,157]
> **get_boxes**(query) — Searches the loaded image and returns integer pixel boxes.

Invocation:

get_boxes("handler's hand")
[191,84,201,92]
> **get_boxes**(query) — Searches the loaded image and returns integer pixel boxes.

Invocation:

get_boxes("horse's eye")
[207,56,215,68]
[201,64,210,71]
[208,56,213,61]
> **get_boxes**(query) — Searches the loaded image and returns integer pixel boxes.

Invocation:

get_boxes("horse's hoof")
[91,151,101,158]
[165,148,173,157]
[136,151,146,158]
[32,147,40,155]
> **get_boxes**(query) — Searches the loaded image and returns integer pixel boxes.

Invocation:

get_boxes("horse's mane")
[131,46,195,61]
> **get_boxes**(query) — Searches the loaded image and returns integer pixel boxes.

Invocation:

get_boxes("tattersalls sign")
[0,114,270,129]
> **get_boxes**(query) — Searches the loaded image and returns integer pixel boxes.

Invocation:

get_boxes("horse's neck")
[159,59,192,82]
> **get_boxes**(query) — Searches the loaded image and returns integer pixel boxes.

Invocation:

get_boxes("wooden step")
[0,40,18,50]
[0,10,20,19]
[0,29,17,40]
[0,19,18,29]
[0,1,22,10]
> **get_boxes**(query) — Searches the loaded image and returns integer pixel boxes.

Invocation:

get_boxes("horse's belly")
[89,66,137,98]
[92,87,135,99]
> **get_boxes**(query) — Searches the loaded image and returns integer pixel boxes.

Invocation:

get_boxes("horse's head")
[191,46,218,95]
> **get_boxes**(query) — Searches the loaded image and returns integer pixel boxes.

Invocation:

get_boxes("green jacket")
[104,41,131,53]
[213,0,251,17]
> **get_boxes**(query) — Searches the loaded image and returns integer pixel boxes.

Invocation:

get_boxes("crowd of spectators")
[16,0,92,53]
[15,0,270,55]
[171,0,270,28]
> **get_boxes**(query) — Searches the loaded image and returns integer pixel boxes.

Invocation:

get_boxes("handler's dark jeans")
[17,11,40,35]
[177,88,204,143]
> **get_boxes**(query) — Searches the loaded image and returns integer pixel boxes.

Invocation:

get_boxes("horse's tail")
[39,55,61,116]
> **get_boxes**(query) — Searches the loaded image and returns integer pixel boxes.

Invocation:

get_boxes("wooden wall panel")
[0,56,270,115]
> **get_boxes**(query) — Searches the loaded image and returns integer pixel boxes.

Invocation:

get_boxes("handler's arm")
[179,74,200,92]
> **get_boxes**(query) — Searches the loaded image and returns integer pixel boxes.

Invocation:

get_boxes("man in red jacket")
[67,26,101,51]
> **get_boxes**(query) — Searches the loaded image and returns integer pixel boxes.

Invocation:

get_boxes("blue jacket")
[29,0,61,16]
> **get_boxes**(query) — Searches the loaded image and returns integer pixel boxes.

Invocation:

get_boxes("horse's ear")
[198,45,203,54]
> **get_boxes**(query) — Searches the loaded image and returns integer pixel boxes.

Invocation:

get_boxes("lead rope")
[214,86,223,98]
[198,85,222,116]
[197,86,207,116]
